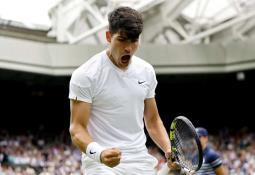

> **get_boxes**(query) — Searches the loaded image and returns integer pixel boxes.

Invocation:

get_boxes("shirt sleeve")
[209,150,222,169]
[69,70,93,103]
[146,67,158,99]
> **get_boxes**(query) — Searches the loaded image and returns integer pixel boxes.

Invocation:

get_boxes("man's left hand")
[165,148,181,170]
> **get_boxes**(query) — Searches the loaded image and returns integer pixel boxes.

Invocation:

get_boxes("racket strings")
[174,123,193,168]
[173,121,200,170]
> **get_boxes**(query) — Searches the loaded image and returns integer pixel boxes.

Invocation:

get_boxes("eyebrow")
[117,35,127,39]
[117,36,139,42]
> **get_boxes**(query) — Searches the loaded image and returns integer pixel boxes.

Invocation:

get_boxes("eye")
[117,38,125,42]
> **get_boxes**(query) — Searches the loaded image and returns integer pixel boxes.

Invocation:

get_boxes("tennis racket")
[157,116,203,175]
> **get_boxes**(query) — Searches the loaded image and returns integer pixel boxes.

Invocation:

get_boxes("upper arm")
[69,70,94,130]
[144,98,160,126]
[209,150,226,175]
[69,99,93,151]
[70,99,91,131]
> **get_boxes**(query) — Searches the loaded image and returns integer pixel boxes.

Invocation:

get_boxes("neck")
[106,50,129,71]
[106,50,114,63]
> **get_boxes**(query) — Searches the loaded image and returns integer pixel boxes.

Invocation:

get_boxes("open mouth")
[121,55,131,64]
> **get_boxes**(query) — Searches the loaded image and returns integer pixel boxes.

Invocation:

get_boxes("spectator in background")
[0,129,254,174]
[195,127,227,175]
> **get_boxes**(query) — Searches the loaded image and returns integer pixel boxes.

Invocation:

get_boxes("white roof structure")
[1,0,255,44]
[0,0,255,75]
[46,0,255,44]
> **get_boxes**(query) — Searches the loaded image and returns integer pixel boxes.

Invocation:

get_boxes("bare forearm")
[215,166,228,175]
[146,116,171,153]
[69,123,93,153]
[144,98,171,153]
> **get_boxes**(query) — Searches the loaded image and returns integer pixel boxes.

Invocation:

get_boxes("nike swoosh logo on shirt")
[138,81,146,84]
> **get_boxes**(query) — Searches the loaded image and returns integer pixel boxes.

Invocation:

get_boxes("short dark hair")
[108,6,143,39]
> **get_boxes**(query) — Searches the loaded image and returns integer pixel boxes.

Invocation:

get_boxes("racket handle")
[157,163,169,175]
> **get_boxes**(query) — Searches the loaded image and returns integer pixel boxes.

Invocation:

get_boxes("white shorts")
[81,149,158,175]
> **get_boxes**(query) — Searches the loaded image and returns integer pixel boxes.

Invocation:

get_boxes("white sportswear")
[69,50,157,153]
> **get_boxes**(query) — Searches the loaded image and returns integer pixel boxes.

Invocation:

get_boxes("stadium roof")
[0,0,255,76]
[0,0,255,44]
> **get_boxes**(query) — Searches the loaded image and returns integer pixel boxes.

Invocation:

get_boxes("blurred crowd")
[211,128,255,175]
[0,128,254,175]
[0,130,81,175]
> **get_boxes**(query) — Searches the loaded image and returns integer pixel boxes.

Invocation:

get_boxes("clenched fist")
[100,148,122,168]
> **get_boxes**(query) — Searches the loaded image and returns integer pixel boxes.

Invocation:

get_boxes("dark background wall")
[0,69,254,135]
[156,72,255,134]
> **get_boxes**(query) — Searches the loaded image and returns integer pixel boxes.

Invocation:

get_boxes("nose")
[124,43,132,54]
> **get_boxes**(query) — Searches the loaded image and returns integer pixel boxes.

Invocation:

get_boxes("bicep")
[69,99,93,151]
[70,99,91,129]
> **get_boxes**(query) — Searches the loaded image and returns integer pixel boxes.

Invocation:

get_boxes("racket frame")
[169,116,203,173]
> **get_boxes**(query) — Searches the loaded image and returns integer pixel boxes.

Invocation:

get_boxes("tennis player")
[195,127,227,175]
[69,6,177,175]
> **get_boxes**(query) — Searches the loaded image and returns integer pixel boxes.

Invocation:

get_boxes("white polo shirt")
[69,50,157,153]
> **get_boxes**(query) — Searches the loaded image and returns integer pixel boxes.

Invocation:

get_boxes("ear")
[106,31,111,43]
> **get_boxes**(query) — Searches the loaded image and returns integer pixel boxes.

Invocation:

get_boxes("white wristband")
[86,142,104,162]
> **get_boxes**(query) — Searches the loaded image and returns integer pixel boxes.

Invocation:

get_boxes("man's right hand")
[100,148,122,168]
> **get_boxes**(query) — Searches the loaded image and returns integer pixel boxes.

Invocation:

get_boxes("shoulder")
[205,146,222,167]
[70,51,106,86]
[206,146,220,159]
[132,55,155,74]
